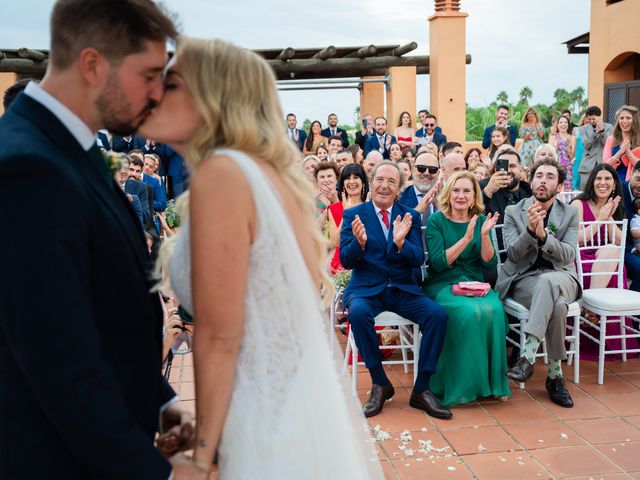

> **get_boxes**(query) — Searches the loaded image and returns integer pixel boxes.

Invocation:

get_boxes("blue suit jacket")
[96,130,111,150]
[482,124,517,149]
[364,134,398,159]
[128,193,144,226]
[321,127,349,147]
[0,94,173,478]
[111,134,146,153]
[340,201,424,305]
[399,186,419,209]
[415,129,447,147]
[142,173,167,212]
[125,178,151,224]
[287,128,307,151]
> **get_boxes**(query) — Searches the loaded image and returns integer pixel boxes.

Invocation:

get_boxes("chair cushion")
[504,297,530,315]
[581,288,640,312]
[374,311,412,326]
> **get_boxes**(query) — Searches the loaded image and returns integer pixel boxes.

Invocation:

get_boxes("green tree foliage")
[465,86,587,141]
[519,86,533,106]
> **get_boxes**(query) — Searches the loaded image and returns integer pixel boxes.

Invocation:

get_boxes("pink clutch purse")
[451,281,491,297]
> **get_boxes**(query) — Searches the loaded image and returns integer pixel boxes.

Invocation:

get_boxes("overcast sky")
[1,0,590,126]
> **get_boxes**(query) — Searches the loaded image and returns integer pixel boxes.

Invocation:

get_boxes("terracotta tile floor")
[168,348,640,479]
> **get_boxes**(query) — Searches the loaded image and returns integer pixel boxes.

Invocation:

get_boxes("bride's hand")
[170,453,209,480]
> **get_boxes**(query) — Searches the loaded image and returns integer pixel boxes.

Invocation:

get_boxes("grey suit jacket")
[578,122,613,174]
[496,196,581,300]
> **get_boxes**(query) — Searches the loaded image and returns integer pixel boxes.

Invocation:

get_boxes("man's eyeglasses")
[425,123,436,127]
[416,165,439,174]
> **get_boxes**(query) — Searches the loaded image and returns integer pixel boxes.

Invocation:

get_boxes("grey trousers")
[509,269,580,360]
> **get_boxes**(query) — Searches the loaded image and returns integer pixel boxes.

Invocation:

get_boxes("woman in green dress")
[423,171,511,407]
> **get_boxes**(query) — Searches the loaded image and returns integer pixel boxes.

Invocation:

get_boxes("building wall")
[0,72,17,115]
[588,0,640,108]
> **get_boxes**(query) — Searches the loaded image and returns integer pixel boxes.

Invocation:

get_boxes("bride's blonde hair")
[159,37,331,301]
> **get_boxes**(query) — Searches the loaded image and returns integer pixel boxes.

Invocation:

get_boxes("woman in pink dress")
[549,116,575,191]
[570,163,637,360]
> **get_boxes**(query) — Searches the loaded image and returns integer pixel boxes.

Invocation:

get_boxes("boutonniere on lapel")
[104,151,125,176]
[545,222,558,238]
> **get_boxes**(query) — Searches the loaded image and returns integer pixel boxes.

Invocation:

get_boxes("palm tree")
[519,86,533,105]
[496,91,509,104]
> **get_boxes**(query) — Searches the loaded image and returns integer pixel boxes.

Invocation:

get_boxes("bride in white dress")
[140,37,384,479]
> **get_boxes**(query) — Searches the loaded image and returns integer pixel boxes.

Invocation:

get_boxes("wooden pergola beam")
[344,45,377,59]
[311,46,337,60]
[275,47,295,61]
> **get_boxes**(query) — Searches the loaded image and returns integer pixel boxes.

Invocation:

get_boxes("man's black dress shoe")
[508,347,521,368]
[363,384,395,418]
[546,376,574,408]
[506,357,534,383]
[409,391,452,419]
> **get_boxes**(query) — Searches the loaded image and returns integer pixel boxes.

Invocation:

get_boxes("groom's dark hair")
[49,0,178,70]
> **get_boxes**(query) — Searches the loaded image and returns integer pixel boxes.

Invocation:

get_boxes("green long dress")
[423,211,511,407]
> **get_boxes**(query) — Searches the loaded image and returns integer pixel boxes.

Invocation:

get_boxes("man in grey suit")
[497,158,581,408]
[579,106,613,190]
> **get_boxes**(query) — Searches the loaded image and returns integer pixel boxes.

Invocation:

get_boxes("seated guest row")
[330,152,640,419]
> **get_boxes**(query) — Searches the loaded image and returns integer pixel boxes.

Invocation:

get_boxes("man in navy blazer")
[111,132,146,153]
[482,105,517,149]
[286,113,307,151]
[340,161,450,420]
[321,113,349,147]
[0,2,194,479]
[364,116,397,159]
[415,114,447,148]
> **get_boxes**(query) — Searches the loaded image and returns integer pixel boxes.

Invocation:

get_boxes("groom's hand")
[158,404,195,457]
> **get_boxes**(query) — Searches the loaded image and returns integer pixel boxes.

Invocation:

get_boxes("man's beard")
[96,73,154,136]
[414,179,433,193]
[533,187,556,202]
[505,175,519,191]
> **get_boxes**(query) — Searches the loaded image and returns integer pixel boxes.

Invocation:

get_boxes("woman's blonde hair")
[158,37,331,300]
[436,170,484,218]
[521,106,539,126]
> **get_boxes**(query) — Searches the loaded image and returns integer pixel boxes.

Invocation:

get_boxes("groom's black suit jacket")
[0,93,173,479]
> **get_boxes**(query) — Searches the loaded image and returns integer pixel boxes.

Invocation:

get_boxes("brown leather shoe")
[363,384,395,418]
[409,391,452,419]
[506,356,534,383]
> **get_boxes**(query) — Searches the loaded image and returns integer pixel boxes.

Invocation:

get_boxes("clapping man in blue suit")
[482,104,517,149]
[364,116,397,159]
[340,161,450,420]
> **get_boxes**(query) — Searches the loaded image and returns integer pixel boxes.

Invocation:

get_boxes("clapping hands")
[392,212,413,249]
[527,202,547,239]
[480,212,500,237]
[597,196,621,221]
[352,215,368,248]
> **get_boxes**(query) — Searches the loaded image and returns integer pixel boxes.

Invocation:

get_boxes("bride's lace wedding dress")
[169,149,383,479]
